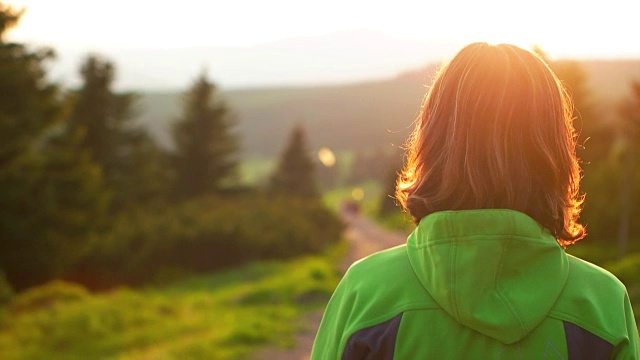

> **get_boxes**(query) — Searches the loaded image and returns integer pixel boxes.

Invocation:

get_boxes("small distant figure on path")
[311,43,639,359]
[340,200,360,218]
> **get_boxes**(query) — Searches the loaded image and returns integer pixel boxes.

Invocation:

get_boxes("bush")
[67,195,344,289]
[0,252,343,359]
[0,270,14,304]
[8,280,90,314]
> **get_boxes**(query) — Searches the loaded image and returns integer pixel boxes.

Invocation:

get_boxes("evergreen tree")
[172,71,239,198]
[69,55,170,208]
[615,81,640,256]
[0,6,56,167]
[268,125,319,199]
[0,4,107,289]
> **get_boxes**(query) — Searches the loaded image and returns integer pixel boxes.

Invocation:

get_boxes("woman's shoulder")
[340,244,437,309]
[549,254,632,345]
[345,244,409,277]
[565,254,627,292]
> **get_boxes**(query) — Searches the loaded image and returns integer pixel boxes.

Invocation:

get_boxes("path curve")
[254,213,407,360]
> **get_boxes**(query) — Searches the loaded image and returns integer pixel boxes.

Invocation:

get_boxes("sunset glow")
[6,0,640,59]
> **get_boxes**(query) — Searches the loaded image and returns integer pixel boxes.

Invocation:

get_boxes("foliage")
[268,125,319,199]
[0,270,13,304]
[578,81,640,251]
[172,71,239,198]
[0,253,343,359]
[605,253,640,288]
[0,6,107,290]
[68,195,344,289]
[7,280,90,314]
[68,55,171,209]
[378,162,403,217]
[614,81,640,256]
[378,211,416,234]
[530,48,636,252]
[239,155,276,186]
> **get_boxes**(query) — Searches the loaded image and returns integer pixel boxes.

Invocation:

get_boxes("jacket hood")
[406,210,569,344]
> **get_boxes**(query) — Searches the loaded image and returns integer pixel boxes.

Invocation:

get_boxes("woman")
[311,43,639,359]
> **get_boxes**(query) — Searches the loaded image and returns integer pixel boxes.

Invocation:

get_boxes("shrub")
[0,253,342,359]
[67,195,344,289]
[8,280,90,314]
[0,270,14,304]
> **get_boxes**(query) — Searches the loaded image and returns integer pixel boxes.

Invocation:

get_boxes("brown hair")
[396,42,585,246]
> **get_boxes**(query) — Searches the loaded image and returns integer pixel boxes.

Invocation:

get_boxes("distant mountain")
[137,59,640,158]
[49,30,457,91]
[138,69,431,156]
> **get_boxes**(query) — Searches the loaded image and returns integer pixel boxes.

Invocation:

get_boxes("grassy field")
[0,244,346,359]
[239,156,276,186]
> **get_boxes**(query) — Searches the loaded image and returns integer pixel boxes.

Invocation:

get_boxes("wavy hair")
[396,43,585,246]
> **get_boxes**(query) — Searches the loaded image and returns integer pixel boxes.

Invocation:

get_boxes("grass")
[0,243,346,359]
[239,156,276,186]
[239,150,354,188]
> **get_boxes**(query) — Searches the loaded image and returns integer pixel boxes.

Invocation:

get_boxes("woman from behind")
[311,42,639,359]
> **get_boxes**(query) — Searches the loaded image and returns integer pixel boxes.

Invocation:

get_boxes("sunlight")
[318,147,336,167]
[7,0,639,59]
[352,188,364,201]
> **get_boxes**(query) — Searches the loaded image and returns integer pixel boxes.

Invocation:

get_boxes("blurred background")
[0,0,638,358]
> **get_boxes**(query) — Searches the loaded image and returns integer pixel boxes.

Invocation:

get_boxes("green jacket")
[311,210,639,359]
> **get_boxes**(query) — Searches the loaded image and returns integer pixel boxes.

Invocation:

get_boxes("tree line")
[0,4,341,293]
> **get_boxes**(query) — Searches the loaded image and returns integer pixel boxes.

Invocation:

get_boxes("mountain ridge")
[136,58,640,158]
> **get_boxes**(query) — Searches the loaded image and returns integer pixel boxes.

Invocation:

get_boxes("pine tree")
[268,124,319,199]
[172,71,239,198]
[0,5,57,167]
[615,81,640,256]
[0,4,107,289]
[69,55,170,208]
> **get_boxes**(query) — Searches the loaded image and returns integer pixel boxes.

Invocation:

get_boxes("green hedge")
[67,195,344,289]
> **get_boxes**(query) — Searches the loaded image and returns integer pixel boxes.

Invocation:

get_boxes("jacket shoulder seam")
[548,311,617,345]
[339,303,441,355]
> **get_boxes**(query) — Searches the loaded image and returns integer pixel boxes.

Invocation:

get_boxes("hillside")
[137,59,640,157]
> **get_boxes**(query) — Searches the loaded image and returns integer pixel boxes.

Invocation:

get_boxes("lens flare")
[352,188,364,201]
[318,147,336,167]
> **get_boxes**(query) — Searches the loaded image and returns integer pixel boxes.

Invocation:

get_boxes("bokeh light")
[318,147,336,167]
[352,187,364,201]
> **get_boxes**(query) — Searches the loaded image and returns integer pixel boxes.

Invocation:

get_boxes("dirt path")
[253,214,407,360]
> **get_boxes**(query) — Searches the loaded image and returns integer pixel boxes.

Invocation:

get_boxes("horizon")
[5,0,640,90]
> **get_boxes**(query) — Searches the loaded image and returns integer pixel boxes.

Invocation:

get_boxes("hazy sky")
[6,0,640,58]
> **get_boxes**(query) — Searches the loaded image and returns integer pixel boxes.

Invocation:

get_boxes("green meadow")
[0,244,345,359]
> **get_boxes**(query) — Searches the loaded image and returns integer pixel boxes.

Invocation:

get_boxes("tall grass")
[0,244,345,359]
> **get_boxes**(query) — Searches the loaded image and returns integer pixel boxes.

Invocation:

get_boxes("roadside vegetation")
[0,245,345,359]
